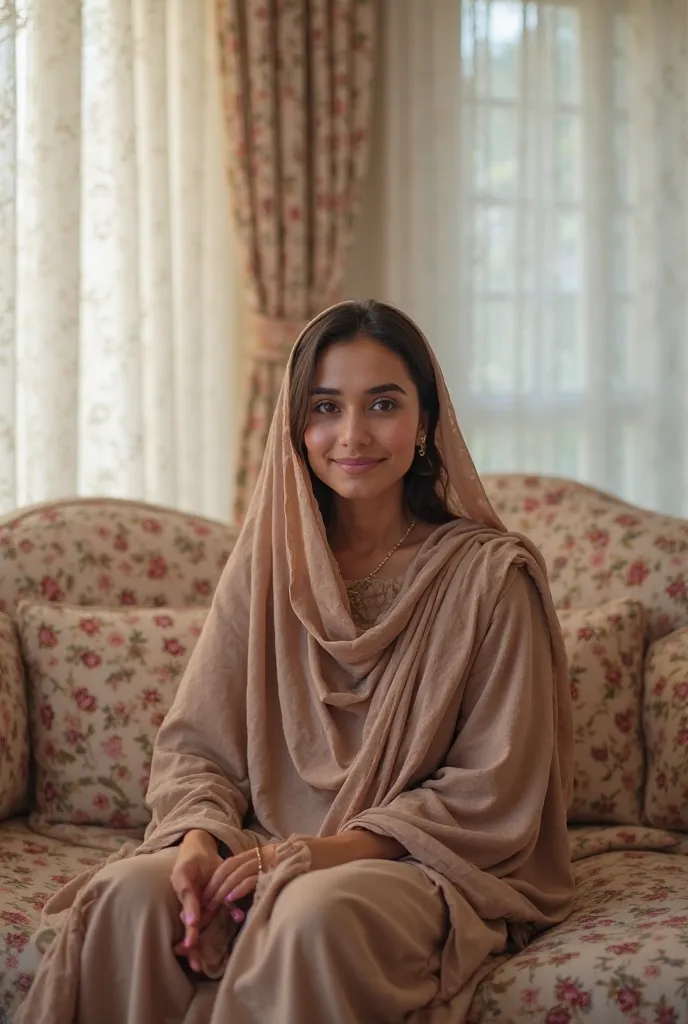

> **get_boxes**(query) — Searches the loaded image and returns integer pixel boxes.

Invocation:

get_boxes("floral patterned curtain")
[216,0,377,523]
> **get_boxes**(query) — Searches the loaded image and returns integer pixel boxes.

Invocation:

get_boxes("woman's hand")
[201,844,277,918]
[170,830,226,972]
[173,831,405,969]
[198,832,403,918]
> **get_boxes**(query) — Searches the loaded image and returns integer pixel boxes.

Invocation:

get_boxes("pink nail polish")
[184,936,192,949]
[227,888,240,902]
[230,907,245,923]
[182,912,195,925]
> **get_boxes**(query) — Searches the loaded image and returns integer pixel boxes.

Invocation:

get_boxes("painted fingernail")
[230,907,245,923]
[184,936,193,949]
[182,912,195,925]
[228,888,241,902]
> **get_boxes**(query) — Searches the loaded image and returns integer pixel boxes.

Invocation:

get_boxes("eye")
[371,397,398,412]
[312,400,339,415]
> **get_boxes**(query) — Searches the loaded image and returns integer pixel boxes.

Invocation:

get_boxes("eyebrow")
[310,383,407,397]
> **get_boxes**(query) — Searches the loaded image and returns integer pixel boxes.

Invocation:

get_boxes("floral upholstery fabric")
[484,475,688,643]
[469,842,688,1024]
[0,818,103,1024]
[17,602,208,831]
[0,616,29,820]
[643,627,688,832]
[0,498,236,620]
[559,600,645,825]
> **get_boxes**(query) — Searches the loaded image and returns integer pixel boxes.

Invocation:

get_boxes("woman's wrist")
[183,828,219,853]
[307,829,406,870]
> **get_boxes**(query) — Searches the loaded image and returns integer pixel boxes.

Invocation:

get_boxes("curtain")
[367,0,688,517]
[216,0,377,523]
[0,0,239,520]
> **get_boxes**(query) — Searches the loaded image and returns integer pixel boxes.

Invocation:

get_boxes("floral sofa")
[0,478,686,1022]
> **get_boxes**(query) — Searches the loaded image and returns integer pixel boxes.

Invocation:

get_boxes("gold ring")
[256,846,264,874]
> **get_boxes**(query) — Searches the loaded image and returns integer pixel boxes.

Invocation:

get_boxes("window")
[369,0,688,515]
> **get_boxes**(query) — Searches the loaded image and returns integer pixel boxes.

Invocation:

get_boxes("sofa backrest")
[0,498,237,617]
[484,474,688,642]
[2,481,686,643]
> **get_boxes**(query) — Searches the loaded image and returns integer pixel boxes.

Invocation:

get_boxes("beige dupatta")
[16,303,574,1023]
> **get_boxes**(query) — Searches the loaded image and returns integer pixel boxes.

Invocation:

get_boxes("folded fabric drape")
[246,314,310,364]
[215,0,378,523]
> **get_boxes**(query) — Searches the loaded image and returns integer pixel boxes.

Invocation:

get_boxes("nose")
[338,408,371,449]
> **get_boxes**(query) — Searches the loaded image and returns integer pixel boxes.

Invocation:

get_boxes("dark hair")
[289,299,455,528]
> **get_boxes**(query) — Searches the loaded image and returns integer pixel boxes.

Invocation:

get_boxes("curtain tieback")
[247,313,310,363]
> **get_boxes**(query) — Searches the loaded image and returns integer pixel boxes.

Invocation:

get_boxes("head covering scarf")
[16,302,575,1024]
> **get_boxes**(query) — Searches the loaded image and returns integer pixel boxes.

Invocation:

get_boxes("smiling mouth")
[332,458,385,474]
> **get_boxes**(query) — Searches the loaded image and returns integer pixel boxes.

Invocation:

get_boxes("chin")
[320,470,404,503]
[330,482,387,501]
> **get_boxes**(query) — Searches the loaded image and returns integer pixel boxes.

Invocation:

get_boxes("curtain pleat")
[0,0,239,519]
[216,0,377,523]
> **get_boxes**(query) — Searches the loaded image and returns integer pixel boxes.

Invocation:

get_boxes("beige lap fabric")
[15,302,575,1024]
[70,850,500,1024]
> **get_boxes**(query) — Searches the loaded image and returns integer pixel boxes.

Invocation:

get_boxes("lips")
[335,458,382,467]
[332,457,384,475]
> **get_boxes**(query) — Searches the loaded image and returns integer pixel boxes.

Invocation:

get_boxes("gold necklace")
[344,520,417,614]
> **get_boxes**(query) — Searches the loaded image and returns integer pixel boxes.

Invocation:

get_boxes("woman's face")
[303,335,424,504]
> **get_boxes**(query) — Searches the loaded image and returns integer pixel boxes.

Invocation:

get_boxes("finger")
[201,849,256,907]
[200,859,234,908]
[203,862,253,914]
[197,901,245,932]
[179,887,201,949]
[174,936,201,974]
[206,871,258,916]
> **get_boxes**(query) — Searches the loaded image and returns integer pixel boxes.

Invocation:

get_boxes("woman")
[16,300,574,1024]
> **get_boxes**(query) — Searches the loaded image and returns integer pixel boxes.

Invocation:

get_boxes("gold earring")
[418,433,427,458]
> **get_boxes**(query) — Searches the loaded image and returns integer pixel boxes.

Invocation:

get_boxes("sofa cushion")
[484,473,688,643]
[0,499,235,618]
[643,626,688,831]
[0,818,103,1022]
[559,599,645,825]
[468,847,688,1023]
[17,602,207,830]
[0,613,29,819]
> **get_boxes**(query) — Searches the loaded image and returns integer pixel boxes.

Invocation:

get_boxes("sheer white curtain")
[370,0,688,516]
[0,0,238,520]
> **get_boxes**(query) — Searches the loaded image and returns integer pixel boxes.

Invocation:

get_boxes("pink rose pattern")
[0,499,234,1015]
[643,627,688,830]
[469,844,688,1023]
[17,602,208,829]
[0,820,102,1021]
[484,475,688,644]
[0,614,29,818]
[559,600,646,825]
[0,499,235,620]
